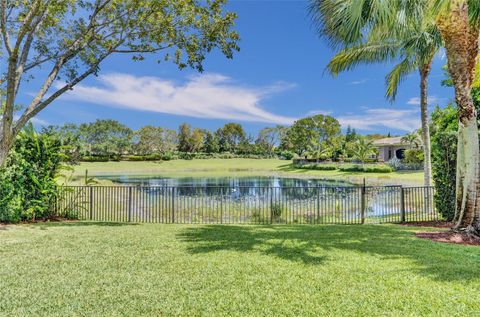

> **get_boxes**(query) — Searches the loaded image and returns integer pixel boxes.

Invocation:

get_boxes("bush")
[178,152,195,160]
[161,152,174,161]
[432,131,457,221]
[279,150,295,160]
[81,155,109,162]
[338,164,393,173]
[0,125,65,223]
[295,163,338,171]
[404,149,424,164]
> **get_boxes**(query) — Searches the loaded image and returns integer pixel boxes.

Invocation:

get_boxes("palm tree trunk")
[437,0,480,233]
[419,63,433,187]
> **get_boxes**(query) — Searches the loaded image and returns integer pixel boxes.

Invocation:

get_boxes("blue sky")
[27,0,454,136]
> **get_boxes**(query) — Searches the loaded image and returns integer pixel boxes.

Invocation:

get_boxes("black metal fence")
[55,185,438,224]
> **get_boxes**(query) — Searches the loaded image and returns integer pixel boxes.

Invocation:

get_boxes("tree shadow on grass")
[177,225,480,282]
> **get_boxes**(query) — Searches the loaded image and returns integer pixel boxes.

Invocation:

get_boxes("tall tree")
[215,123,246,152]
[79,120,132,156]
[0,0,239,165]
[310,0,480,234]
[286,114,341,157]
[323,13,441,186]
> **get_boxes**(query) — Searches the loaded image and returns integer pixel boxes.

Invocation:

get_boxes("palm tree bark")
[437,0,480,233]
[419,62,433,187]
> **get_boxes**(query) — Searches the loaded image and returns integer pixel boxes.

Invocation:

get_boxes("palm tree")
[323,16,440,187]
[352,138,376,165]
[401,132,422,149]
[310,0,480,233]
[306,140,331,163]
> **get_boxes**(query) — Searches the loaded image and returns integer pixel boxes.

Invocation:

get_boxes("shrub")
[431,131,457,221]
[338,164,393,173]
[404,149,424,164]
[178,152,195,160]
[81,155,109,162]
[161,152,174,161]
[0,125,66,223]
[279,150,295,160]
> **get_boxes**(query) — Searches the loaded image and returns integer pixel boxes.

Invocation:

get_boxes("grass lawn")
[1,223,479,316]
[69,159,424,186]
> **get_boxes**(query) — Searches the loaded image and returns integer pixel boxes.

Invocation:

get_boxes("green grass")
[68,159,424,185]
[1,223,479,316]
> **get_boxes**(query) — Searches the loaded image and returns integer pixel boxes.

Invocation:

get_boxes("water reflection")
[96,176,354,199]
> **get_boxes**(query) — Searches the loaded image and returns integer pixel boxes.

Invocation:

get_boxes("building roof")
[372,137,408,147]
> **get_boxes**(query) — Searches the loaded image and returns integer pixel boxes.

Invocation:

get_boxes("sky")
[23,0,455,136]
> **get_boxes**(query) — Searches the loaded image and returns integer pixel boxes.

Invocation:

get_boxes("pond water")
[96,175,353,188]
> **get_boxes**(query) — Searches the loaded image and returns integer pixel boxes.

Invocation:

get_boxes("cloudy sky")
[22,0,454,135]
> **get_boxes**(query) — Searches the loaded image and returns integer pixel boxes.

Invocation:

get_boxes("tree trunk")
[437,0,480,233]
[419,63,433,187]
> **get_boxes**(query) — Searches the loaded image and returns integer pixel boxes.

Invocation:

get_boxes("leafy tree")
[203,131,220,154]
[191,129,206,153]
[134,126,177,155]
[286,114,341,157]
[178,123,193,153]
[215,123,246,152]
[0,0,239,166]
[178,123,205,153]
[79,120,132,157]
[42,123,83,164]
[310,0,480,233]
[345,126,358,143]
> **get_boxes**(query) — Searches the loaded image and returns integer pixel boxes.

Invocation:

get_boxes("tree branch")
[14,53,112,135]
[0,0,12,55]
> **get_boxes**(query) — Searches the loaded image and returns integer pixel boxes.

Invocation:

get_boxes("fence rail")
[56,185,438,225]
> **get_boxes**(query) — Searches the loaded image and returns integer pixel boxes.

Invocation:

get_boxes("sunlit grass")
[1,223,479,316]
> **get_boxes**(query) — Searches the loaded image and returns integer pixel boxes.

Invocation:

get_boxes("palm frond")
[385,57,417,101]
[328,42,400,75]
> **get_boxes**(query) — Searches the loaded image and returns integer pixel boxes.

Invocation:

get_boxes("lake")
[96,175,353,187]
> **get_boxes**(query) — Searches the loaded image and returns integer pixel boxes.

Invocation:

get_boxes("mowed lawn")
[1,223,479,316]
[70,159,424,185]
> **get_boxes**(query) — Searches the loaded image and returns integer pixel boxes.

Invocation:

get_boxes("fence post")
[400,186,406,223]
[89,186,94,220]
[317,186,320,225]
[171,187,175,223]
[270,187,273,224]
[360,179,366,224]
[128,187,132,222]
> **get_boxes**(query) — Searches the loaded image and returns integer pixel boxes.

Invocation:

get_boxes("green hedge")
[294,163,337,171]
[338,164,394,173]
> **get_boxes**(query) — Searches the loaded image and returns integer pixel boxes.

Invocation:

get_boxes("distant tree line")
[44,115,393,163]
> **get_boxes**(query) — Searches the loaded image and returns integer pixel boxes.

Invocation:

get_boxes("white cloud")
[58,73,297,125]
[350,79,368,85]
[407,95,443,106]
[337,108,420,132]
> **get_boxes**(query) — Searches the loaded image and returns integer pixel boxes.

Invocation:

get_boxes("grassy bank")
[1,223,479,316]
[68,159,423,185]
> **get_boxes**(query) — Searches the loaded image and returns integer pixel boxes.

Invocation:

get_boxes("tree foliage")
[0,124,65,222]
[0,0,239,165]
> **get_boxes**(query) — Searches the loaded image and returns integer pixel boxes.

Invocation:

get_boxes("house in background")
[373,137,412,162]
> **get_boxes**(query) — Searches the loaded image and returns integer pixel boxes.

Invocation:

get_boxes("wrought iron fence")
[55,185,438,224]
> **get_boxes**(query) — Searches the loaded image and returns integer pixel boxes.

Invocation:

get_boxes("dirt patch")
[416,231,480,246]
[400,221,453,228]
